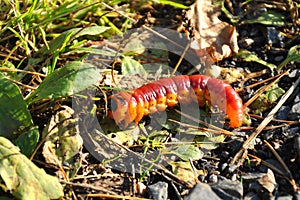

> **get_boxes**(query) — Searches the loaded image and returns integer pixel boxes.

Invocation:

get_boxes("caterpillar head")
[108,92,137,128]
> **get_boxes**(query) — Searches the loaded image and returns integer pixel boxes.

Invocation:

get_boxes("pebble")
[147,181,168,200]
[267,27,283,47]
[276,195,293,200]
[294,191,300,200]
[209,174,218,183]
[288,93,300,120]
[211,178,243,200]
[241,172,265,192]
[220,163,227,171]
[185,182,221,200]
[258,159,284,173]
[244,192,260,200]
[294,135,300,164]
[276,106,291,120]
[274,55,284,62]
[288,69,300,79]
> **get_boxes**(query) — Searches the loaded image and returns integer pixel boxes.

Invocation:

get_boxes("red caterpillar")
[108,75,243,128]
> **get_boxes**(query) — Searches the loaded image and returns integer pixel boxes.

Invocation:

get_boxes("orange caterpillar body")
[109,75,243,128]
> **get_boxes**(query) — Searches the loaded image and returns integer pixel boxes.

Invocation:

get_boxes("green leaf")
[277,44,300,71]
[123,34,146,55]
[165,145,204,161]
[38,30,73,56]
[15,126,39,157]
[0,137,63,200]
[152,0,189,9]
[236,49,276,71]
[250,84,285,114]
[121,56,147,75]
[0,73,33,139]
[0,60,18,80]
[243,11,286,26]
[70,47,121,57]
[37,26,110,55]
[73,26,111,38]
[25,61,100,105]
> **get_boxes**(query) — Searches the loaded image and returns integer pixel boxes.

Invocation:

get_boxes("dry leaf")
[186,0,239,64]
[206,65,245,83]
[258,169,277,193]
[170,161,205,184]
[42,106,83,177]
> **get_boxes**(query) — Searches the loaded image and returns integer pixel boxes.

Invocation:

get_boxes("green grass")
[0,0,136,74]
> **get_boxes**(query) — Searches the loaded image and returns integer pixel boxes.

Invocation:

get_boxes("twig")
[4,76,37,90]
[61,180,118,195]
[0,67,47,77]
[172,41,191,76]
[243,70,289,109]
[93,129,194,188]
[263,140,293,180]
[168,119,233,136]
[173,109,234,136]
[87,193,151,200]
[230,76,300,168]
[236,70,284,93]
[248,153,299,192]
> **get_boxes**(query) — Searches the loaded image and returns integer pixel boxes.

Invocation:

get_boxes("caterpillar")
[108,75,243,128]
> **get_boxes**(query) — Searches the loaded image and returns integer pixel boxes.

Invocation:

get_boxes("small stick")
[230,76,300,167]
[243,70,289,109]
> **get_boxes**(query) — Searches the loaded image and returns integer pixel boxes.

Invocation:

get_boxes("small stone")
[244,192,260,200]
[211,178,243,200]
[274,56,284,62]
[275,106,291,120]
[231,174,238,181]
[136,182,147,194]
[276,195,293,200]
[241,172,265,192]
[220,163,227,171]
[294,135,300,164]
[294,191,300,200]
[288,94,300,120]
[185,182,221,200]
[147,181,168,200]
[288,69,300,78]
[209,174,218,183]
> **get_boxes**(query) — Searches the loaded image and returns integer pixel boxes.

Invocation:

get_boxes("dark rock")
[275,106,291,120]
[211,178,243,200]
[185,182,221,200]
[241,172,265,192]
[267,27,283,47]
[294,135,300,164]
[258,159,284,173]
[288,93,300,120]
[294,191,300,200]
[244,192,261,200]
[147,181,168,200]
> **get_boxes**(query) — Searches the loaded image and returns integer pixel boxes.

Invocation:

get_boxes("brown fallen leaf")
[258,169,277,193]
[186,0,239,64]
[169,161,205,184]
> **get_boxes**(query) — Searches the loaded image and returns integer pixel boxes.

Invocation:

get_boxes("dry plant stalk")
[230,76,300,169]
